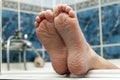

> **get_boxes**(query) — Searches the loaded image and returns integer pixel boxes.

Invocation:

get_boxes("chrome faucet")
[2,29,45,70]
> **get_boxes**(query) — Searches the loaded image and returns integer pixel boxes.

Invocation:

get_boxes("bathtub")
[0,59,120,79]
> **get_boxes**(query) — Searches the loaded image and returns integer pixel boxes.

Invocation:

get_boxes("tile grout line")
[40,0,43,11]
[18,0,21,30]
[91,43,120,48]
[102,44,120,47]
[98,0,104,57]
[74,0,77,12]
[52,0,56,10]
[0,0,2,75]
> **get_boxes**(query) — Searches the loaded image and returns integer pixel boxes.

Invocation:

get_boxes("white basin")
[0,59,120,79]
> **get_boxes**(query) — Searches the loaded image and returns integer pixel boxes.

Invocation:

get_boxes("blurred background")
[0,0,120,64]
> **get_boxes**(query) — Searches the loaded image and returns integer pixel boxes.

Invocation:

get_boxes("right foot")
[35,10,69,75]
[54,4,119,76]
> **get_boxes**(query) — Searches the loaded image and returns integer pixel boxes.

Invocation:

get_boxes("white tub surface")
[0,59,120,79]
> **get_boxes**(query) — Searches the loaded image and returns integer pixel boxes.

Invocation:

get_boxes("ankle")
[89,48,119,69]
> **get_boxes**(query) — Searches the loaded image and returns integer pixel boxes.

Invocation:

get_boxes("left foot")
[53,4,119,76]
[35,10,69,75]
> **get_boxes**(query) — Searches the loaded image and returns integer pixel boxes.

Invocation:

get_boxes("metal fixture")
[2,29,45,70]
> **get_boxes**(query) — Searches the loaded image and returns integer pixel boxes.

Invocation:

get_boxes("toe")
[38,11,46,22]
[69,10,76,18]
[35,11,45,28]
[35,10,54,28]
[35,16,41,23]
[37,10,54,23]
[34,21,39,28]
[44,10,54,22]
[60,4,67,11]
[54,4,73,17]
[65,6,72,13]
[54,4,66,17]
[35,16,41,28]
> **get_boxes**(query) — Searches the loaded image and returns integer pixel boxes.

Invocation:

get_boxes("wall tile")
[2,50,45,63]
[2,50,19,63]
[2,0,18,9]
[20,12,42,48]
[2,50,7,62]
[2,0,120,63]
[44,51,50,62]
[103,46,120,59]
[20,3,42,13]
[25,50,49,62]
[102,4,120,44]
[76,0,98,10]
[93,47,101,55]
[77,8,100,45]
[101,0,120,5]
[26,50,39,62]
[2,9,18,41]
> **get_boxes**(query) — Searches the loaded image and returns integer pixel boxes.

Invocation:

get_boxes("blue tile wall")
[2,50,19,63]
[26,51,40,62]
[2,11,43,63]
[2,10,18,41]
[77,8,100,45]
[26,51,50,62]
[44,51,51,62]
[2,1,120,63]
[93,47,101,56]
[102,4,120,44]
[103,46,120,59]
[26,50,50,62]
[2,50,47,63]
[20,12,42,48]
[2,50,7,62]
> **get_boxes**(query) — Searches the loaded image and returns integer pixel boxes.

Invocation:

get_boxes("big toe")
[54,4,76,18]
[44,10,54,22]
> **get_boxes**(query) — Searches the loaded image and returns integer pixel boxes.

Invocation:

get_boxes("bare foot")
[54,4,119,76]
[35,10,69,75]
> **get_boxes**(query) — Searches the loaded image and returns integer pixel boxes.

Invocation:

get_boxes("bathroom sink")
[0,59,120,79]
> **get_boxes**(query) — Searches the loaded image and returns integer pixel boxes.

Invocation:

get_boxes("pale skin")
[35,4,119,76]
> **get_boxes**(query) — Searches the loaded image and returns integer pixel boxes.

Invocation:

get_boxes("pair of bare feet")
[35,4,118,76]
